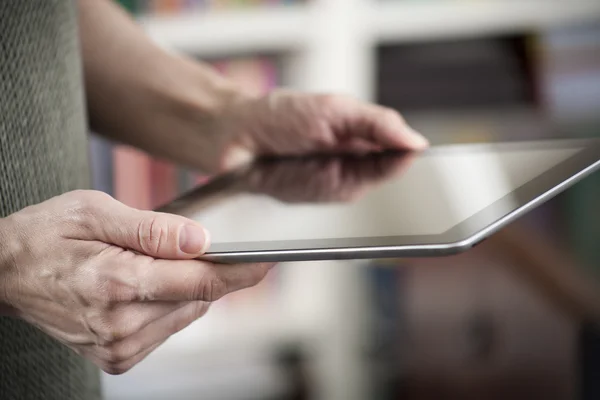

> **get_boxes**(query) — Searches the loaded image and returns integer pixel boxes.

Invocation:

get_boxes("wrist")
[163,52,257,122]
[165,55,260,171]
[99,48,260,173]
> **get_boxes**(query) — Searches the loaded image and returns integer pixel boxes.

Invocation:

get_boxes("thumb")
[91,197,211,259]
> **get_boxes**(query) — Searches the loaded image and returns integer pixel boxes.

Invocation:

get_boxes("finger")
[86,195,211,259]
[335,99,428,150]
[365,106,428,149]
[335,137,383,154]
[91,301,210,374]
[130,259,275,302]
[84,339,165,376]
[87,301,190,344]
[109,341,164,375]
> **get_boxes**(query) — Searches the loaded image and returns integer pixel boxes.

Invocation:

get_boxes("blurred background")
[93,0,600,399]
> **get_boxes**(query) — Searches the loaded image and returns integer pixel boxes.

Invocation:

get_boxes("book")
[118,0,303,15]
[88,134,114,196]
[377,35,535,112]
[112,145,153,210]
[149,158,178,208]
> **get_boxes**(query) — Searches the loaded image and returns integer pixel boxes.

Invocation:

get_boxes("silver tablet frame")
[159,139,600,263]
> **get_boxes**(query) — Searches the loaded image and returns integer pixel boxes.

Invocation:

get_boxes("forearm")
[78,0,245,171]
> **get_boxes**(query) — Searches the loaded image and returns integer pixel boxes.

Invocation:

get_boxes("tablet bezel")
[165,139,600,262]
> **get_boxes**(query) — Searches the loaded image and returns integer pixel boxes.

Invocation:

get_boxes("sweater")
[0,1,102,399]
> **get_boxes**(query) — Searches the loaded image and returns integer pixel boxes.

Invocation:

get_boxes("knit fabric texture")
[0,1,102,399]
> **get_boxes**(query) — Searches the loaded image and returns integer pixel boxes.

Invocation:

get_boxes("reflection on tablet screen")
[189,144,583,244]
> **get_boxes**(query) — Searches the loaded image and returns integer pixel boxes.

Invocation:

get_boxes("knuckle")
[84,268,136,310]
[194,301,210,318]
[190,301,210,320]
[208,276,228,301]
[88,319,115,344]
[248,263,271,285]
[194,272,227,302]
[168,313,192,335]
[107,329,129,343]
[317,94,347,110]
[170,303,208,333]
[102,361,131,376]
[104,342,137,365]
[93,282,118,307]
[92,270,138,306]
[72,190,113,211]
[106,284,137,306]
[104,350,127,366]
[106,316,135,342]
[88,315,128,344]
[59,190,113,230]
[137,215,172,255]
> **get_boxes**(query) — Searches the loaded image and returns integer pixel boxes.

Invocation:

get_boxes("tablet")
[157,138,600,263]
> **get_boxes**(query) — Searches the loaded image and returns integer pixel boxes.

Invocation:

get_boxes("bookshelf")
[139,0,600,99]
[139,5,309,56]
[142,1,600,54]
[100,1,600,399]
[372,0,600,43]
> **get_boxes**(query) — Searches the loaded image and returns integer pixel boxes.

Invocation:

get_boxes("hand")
[207,90,429,171]
[241,152,417,204]
[0,190,273,374]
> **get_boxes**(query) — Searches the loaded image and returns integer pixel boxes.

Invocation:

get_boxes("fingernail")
[406,126,430,148]
[223,146,254,170]
[179,224,211,255]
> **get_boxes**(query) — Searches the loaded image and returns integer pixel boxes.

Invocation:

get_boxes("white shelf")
[139,5,309,56]
[372,0,600,43]
[140,1,600,56]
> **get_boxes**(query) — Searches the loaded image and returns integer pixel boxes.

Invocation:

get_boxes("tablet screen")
[186,142,586,244]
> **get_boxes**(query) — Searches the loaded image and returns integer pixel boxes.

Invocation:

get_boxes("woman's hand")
[210,90,429,172]
[0,190,273,374]
[79,0,428,174]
